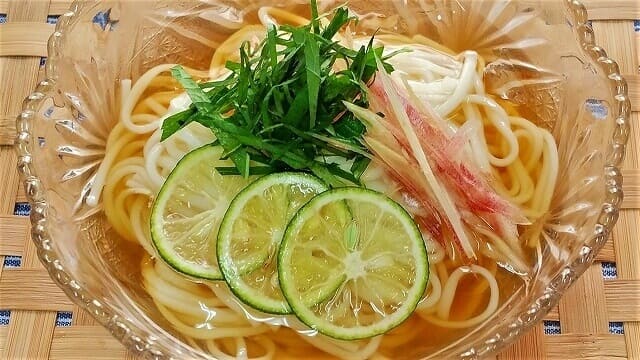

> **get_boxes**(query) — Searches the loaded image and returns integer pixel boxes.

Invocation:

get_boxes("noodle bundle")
[89,4,559,359]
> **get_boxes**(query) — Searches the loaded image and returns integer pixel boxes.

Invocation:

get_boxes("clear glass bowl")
[15,0,630,359]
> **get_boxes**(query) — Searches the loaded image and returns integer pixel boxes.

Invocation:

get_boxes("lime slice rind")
[150,145,252,280]
[217,172,328,314]
[278,187,429,340]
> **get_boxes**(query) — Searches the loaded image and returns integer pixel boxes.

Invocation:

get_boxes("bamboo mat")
[0,1,638,359]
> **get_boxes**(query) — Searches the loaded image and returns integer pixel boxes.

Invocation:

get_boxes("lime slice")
[217,172,328,314]
[278,187,429,340]
[150,145,253,280]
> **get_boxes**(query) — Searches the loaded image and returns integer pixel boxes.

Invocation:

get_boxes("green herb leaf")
[198,74,236,90]
[282,87,310,128]
[304,31,321,129]
[334,116,366,139]
[351,156,371,180]
[163,2,399,184]
[170,66,213,114]
[237,43,252,106]
[322,7,351,40]
[215,166,274,176]
[310,0,320,34]
[161,108,194,141]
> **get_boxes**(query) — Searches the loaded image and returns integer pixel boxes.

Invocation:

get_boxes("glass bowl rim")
[14,0,631,358]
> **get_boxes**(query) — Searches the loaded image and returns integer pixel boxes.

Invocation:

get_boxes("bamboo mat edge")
[0,1,638,360]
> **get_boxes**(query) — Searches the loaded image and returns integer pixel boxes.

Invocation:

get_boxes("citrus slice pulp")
[278,187,429,340]
[217,172,328,314]
[150,145,254,280]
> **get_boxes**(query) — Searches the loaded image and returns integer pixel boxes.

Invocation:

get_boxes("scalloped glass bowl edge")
[15,0,631,359]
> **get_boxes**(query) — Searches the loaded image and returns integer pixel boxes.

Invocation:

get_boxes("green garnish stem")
[161,1,394,185]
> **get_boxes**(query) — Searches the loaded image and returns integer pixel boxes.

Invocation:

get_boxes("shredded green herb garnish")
[161,1,393,186]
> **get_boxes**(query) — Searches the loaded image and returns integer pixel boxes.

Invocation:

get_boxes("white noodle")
[436,51,478,117]
[417,266,442,311]
[88,5,563,358]
[466,94,520,167]
[424,265,500,329]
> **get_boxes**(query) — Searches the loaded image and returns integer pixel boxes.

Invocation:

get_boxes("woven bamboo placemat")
[0,1,638,359]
